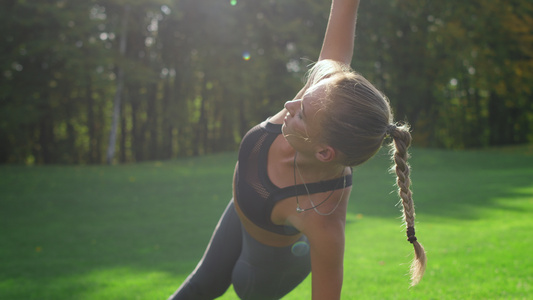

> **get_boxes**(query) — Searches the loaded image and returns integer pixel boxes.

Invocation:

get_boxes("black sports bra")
[234,120,352,236]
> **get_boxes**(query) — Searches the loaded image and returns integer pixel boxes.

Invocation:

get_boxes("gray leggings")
[168,200,311,300]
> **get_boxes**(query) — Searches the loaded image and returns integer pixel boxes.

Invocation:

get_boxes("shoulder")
[298,196,348,240]
[292,184,352,248]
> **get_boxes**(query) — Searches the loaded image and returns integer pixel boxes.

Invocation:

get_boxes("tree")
[1,0,531,164]
[107,4,130,164]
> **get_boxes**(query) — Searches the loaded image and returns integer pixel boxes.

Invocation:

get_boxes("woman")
[168,0,426,299]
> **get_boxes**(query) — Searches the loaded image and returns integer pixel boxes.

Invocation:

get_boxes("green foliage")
[1,0,532,164]
[0,147,532,298]
[355,0,533,149]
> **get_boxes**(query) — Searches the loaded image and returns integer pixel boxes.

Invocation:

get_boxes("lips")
[284,112,291,122]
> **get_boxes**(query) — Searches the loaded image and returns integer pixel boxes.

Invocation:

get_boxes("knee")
[232,260,257,300]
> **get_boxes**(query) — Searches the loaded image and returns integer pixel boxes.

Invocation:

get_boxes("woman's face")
[282,80,329,153]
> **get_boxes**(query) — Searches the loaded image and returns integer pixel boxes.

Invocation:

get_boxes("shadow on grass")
[0,153,237,299]
[1,147,532,299]
[348,146,533,221]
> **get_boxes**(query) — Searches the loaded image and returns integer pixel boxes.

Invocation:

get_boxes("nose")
[284,99,301,116]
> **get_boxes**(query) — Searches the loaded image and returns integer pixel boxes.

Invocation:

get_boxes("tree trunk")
[161,78,173,159]
[106,5,130,165]
[38,112,53,164]
[65,99,76,163]
[130,87,143,162]
[120,93,127,163]
[147,83,158,160]
[86,74,97,163]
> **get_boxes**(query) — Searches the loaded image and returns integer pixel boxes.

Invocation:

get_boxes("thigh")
[168,199,243,300]
[232,229,311,300]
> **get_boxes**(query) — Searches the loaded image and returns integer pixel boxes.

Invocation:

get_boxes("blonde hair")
[304,60,427,285]
[389,124,427,286]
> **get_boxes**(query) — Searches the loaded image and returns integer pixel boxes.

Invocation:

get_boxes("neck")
[294,151,345,182]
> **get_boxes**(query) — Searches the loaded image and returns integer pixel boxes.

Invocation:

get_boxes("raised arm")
[290,0,359,102]
[318,0,360,65]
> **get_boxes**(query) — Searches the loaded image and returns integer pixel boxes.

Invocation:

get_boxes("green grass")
[1,146,532,299]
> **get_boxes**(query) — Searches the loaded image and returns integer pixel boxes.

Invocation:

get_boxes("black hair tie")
[406,226,417,244]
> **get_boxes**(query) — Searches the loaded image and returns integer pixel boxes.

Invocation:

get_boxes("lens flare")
[291,241,309,257]
[242,51,251,61]
[230,0,237,6]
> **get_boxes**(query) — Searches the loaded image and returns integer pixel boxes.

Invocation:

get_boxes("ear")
[315,145,336,163]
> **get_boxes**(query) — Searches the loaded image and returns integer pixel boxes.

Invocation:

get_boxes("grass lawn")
[1,145,532,299]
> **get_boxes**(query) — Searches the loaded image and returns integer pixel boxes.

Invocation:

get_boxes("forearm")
[312,268,343,300]
[318,0,360,65]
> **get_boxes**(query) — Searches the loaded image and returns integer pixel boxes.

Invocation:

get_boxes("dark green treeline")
[1,0,532,164]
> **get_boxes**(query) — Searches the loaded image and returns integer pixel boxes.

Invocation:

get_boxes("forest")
[1,0,532,164]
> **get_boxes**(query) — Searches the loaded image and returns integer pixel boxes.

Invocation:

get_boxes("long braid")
[389,124,427,286]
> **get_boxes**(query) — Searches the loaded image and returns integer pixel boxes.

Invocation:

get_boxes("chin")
[281,123,288,137]
[280,125,292,142]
